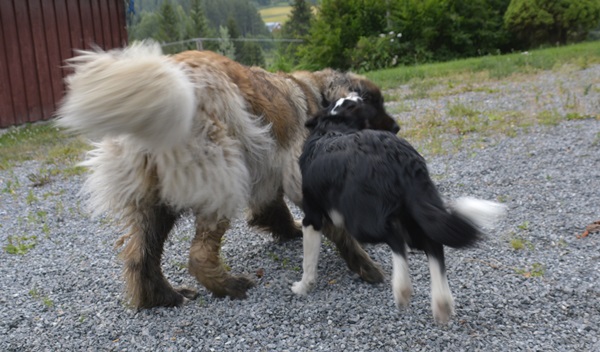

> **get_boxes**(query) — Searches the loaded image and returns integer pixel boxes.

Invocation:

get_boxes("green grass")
[515,263,545,278]
[29,287,54,308]
[367,41,600,89]
[0,123,89,172]
[3,42,600,167]
[4,235,38,255]
[510,238,525,250]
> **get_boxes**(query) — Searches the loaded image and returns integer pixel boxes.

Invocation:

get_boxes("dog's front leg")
[291,225,322,295]
[189,218,255,299]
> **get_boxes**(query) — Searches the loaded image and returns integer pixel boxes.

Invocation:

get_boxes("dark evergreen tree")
[237,41,266,67]
[189,0,209,38]
[278,0,314,66]
[227,16,244,57]
[204,0,269,37]
[282,0,313,38]
[158,1,181,42]
[188,0,219,50]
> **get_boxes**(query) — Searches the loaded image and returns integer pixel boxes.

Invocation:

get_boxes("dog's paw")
[224,276,256,300]
[393,285,413,308]
[175,287,199,301]
[432,295,455,324]
[358,261,385,284]
[291,280,313,295]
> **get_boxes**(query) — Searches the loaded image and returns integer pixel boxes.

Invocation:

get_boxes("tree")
[278,0,314,65]
[189,0,209,38]
[224,16,266,66]
[204,0,270,37]
[218,25,236,59]
[237,41,266,67]
[227,16,244,57]
[157,0,181,44]
[298,0,389,69]
[504,0,600,47]
[129,11,161,42]
[282,0,313,38]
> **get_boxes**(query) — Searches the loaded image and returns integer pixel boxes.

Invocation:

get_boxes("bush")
[504,0,600,47]
[350,32,403,72]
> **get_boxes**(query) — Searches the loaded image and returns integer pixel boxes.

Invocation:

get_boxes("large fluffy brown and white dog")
[56,41,400,308]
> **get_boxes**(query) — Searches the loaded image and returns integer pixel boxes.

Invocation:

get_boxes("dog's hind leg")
[425,242,454,324]
[247,189,302,242]
[322,222,385,284]
[189,218,255,299]
[121,204,194,308]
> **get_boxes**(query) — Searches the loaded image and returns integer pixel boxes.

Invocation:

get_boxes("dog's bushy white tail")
[452,197,507,229]
[56,41,196,150]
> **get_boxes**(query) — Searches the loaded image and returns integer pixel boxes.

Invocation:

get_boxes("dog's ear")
[305,116,319,129]
[352,104,375,130]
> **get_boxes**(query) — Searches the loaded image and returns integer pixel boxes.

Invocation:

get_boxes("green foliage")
[129,0,268,55]
[227,16,245,59]
[189,0,209,38]
[237,41,266,66]
[224,10,267,67]
[504,0,600,47]
[204,0,269,37]
[128,11,161,41]
[5,235,38,255]
[297,0,389,69]
[278,0,314,65]
[350,32,402,72]
[389,0,511,65]
[282,0,312,38]
[218,26,236,59]
[157,0,181,44]
[297,0,512,70]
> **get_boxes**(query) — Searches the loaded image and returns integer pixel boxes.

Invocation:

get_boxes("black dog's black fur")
[301,99,480,253]
[296,97,494,323]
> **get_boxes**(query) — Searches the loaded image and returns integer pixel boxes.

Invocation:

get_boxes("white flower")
[389,31,395,36]
[390,39,395,42]
[397,33,402,38]
[379,33,385,38]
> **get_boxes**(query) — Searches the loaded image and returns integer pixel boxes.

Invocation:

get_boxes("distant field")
[259,5,291,24]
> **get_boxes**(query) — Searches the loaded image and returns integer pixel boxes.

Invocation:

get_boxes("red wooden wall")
[0,0,128,128]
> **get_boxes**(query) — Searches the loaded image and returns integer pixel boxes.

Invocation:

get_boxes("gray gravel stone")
[1,65,599,351]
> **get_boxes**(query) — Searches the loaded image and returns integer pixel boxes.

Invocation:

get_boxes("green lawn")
[367,40,600,89]
[259,4,291,23]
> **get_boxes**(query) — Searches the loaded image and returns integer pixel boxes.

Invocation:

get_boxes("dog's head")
[348,79,400,134]
[306,93,394,133]
[295,69,400,134]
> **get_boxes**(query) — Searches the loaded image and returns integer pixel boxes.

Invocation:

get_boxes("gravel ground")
[1,65,599,351]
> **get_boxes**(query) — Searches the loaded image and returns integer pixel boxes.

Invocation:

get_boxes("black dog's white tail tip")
[453,197,507,229]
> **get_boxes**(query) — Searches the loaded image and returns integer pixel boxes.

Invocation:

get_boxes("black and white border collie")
[292,94,506,323]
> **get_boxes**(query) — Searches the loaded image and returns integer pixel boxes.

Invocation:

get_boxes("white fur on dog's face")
[330,92,362,115]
